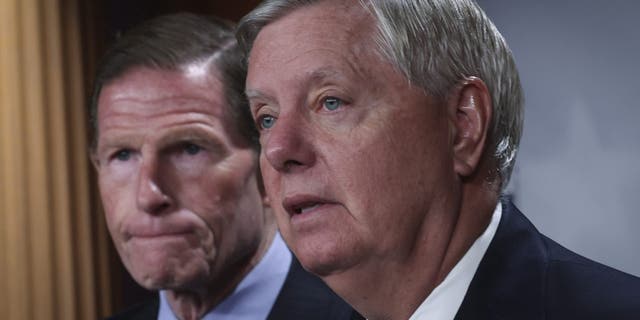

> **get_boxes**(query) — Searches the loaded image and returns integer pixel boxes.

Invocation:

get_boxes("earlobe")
[255,169,271,208]
[449,77,492,177]
[262,194,271,208]
[90,153,101,171]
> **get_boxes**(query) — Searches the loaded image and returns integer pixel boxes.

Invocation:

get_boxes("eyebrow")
[96,134,142,154]
[156,126,225,151]
[307,68,344,84]
[245,67,348,106]
[245,89,271,103]
[97,126,227,155]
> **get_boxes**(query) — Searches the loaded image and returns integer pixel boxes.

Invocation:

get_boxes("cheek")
[259,155,281,200]
[328,117,449,234]
[188,163,263,229]
[202,171,265,264]
[98,174,133,235]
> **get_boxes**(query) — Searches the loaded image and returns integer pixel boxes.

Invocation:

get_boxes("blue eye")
[183,143,202,155]
[322,97,343,111]
[114,149,131,161]
[259,115,276,129]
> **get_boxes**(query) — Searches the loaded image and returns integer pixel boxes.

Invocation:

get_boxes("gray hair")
[89,12,258,152]
[237,0,524,190]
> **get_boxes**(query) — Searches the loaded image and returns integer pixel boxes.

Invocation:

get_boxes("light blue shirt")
[158,233,292,320]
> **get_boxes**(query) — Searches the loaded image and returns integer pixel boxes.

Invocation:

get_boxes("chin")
[134,266,206,291]
[125,255,208,291]
[299,258,342,278]
[135,272,173,290]
[293,239,361,278]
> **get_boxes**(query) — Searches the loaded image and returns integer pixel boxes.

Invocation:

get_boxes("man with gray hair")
[237,0,640,319]
[90,13,358,320]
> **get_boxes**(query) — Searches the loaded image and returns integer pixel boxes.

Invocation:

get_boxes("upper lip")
[282,194,335,216]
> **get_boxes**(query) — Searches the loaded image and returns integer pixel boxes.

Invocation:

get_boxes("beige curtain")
[0,0,114,318]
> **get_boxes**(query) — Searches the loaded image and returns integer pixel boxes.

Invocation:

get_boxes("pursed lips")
[124,224,195,240]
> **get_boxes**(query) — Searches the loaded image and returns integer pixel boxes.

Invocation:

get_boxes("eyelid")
[253,104,279,129]
[251,101,274,118]
[168,139,214,154]
[315,90,350,111]
[106,147,135,162]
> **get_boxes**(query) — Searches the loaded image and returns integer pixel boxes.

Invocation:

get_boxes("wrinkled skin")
[94,66,269,305]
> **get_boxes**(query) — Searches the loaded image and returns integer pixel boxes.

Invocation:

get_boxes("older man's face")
[94,66,265,290]
[246,2,457,276]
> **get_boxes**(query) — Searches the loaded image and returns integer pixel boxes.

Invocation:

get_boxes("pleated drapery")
[0,0,113,318]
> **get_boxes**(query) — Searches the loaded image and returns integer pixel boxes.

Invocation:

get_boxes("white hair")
[237,0,524,190]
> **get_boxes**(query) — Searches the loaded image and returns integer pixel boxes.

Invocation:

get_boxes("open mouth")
[292,202,322,215]
[283,195,333,217]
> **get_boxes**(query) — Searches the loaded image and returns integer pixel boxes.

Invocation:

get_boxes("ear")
[255,167,271,209]
[262,194,272,209]
[90,151,101,171]
[448,77,492,177]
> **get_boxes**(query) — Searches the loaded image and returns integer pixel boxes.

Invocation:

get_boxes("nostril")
[144,196,173,215]
[157,201,171,211]
[137,178,174,215]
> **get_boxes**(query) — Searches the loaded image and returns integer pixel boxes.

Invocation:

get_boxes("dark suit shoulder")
[267,258,360,320]
[456,201,640,320]
[542,236,640,320]
[105,297,158,320]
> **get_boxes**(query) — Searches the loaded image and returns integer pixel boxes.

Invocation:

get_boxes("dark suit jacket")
[455,200,640,319]
[107,258,359,320]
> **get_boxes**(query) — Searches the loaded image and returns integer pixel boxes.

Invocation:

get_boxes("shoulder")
[458,201,640,319]
[267,258,360,320]
[543,236,640,319]
[105,297,159,320]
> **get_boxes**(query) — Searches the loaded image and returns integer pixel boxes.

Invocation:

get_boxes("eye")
[183,143,202,155]
[257,114,276,130]
[322,96,343,111]
[114,149,132,161]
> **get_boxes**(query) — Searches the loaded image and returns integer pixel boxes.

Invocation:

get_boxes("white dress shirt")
[158,232,292,320]
[408,203,502,320]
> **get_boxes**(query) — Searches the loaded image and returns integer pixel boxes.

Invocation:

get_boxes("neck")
[324,180,498,320]
[165,220,277,320]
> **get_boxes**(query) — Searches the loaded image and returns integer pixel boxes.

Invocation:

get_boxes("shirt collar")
[408,202,502,320]
[158,232,292,320]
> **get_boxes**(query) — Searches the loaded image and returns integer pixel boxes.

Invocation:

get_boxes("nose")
[136,156,172,214]
[263,113,315,173]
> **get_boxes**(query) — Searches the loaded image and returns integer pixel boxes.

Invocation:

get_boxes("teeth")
[300,203,320,214]
[293,202,321,214]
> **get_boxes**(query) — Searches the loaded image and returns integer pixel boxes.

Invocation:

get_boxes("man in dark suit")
[90,13,356,320]
[237,0,640,319]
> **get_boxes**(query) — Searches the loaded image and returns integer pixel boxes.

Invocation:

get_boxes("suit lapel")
[455,201,548,320]
[267,257,357,320]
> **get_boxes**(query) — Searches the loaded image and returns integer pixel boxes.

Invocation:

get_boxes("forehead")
[98,65,224,116]
[247,1,379,82]
[94,65,246,147]
[264,1,373,45]
[96,65,236,139]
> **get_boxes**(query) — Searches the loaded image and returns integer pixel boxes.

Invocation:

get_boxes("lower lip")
[289,203,338,224]
[130,231,193,240]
